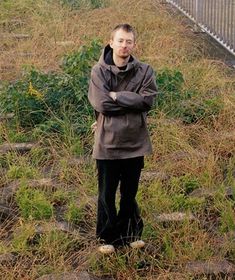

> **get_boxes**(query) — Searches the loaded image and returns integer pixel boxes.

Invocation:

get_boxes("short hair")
[111,23,136,41]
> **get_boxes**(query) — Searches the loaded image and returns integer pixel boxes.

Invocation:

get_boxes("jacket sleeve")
[88,66,127,116]
[115,66,157,112]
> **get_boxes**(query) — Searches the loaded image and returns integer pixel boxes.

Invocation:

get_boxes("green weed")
[29,146,52,167]
[35,265,54,278]
[168,174,201,195]
[64,201,83,225]
[35,229,77,261]
[15,184,53,220]
[218,200,235,233]
[0,241,9,254]
[11,222,36,252]
[171,194,205,212]
[5,128,35,143]
[52,189,71,205]
[224,156,235,187]
[0,124,5,144]
[7,164,38,180]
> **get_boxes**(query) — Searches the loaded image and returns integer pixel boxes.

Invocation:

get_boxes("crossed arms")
[88,65,157,116]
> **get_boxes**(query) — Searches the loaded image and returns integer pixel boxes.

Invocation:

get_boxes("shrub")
[155,68,185,113]
[1,79,46,127]
[154,68,224,124]
[0,39,102,135]
[179,96,223,124]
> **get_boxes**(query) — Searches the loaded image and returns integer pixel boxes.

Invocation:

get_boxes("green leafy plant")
[0,39,102,136]
[154,68,223,124]
[157,68,184,93]
[155,68,185,112]
[179,96,223,124]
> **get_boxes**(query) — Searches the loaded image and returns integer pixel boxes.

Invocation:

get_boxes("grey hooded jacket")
[88,45,157,159]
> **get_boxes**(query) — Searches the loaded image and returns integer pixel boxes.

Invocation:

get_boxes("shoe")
[130,240,145,249]
[98,244,115,254]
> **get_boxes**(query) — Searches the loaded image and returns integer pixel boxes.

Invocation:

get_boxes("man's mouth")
[121,49,128,53]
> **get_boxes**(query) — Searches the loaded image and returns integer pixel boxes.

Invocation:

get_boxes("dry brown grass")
[1,0,235,279]
[0,0,202,81]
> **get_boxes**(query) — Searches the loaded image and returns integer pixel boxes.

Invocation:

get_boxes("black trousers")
[96,157,144,246]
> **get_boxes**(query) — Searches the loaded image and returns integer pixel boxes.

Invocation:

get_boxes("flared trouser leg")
[117,157,144,244]
[96,159,121,244]
[96,157,144,246]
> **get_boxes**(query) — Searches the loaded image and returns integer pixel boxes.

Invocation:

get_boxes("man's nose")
[121,41,127,47]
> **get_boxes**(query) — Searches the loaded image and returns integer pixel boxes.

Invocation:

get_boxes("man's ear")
[109,39,113,48]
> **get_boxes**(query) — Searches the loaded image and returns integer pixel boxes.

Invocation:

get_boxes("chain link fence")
[165,0,235,56]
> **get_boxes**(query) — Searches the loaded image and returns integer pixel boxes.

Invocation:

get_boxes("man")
[88,23,157,253]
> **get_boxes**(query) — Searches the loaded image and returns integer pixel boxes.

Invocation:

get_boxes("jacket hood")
[98,44,140,74]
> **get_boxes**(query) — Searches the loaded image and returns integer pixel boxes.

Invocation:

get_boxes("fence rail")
[166,0,235,57]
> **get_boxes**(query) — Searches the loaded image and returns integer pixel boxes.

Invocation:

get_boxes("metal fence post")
[193,0,201,32]
[164,0,235,57]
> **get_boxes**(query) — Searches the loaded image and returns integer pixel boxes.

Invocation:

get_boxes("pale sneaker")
[98,244,115,254]
[130,240,145,249]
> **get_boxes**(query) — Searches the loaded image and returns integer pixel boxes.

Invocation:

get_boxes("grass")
[0,0,235,279]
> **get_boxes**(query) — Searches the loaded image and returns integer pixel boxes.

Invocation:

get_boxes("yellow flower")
[28,82,43,100]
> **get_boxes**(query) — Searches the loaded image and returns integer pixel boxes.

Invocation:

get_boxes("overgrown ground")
[0,0,235,279]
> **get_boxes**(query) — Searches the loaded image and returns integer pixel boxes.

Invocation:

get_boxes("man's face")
[110,29,135,59]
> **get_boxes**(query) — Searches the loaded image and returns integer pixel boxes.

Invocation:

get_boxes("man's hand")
[109,91,117,101]
[91,121,97,133]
